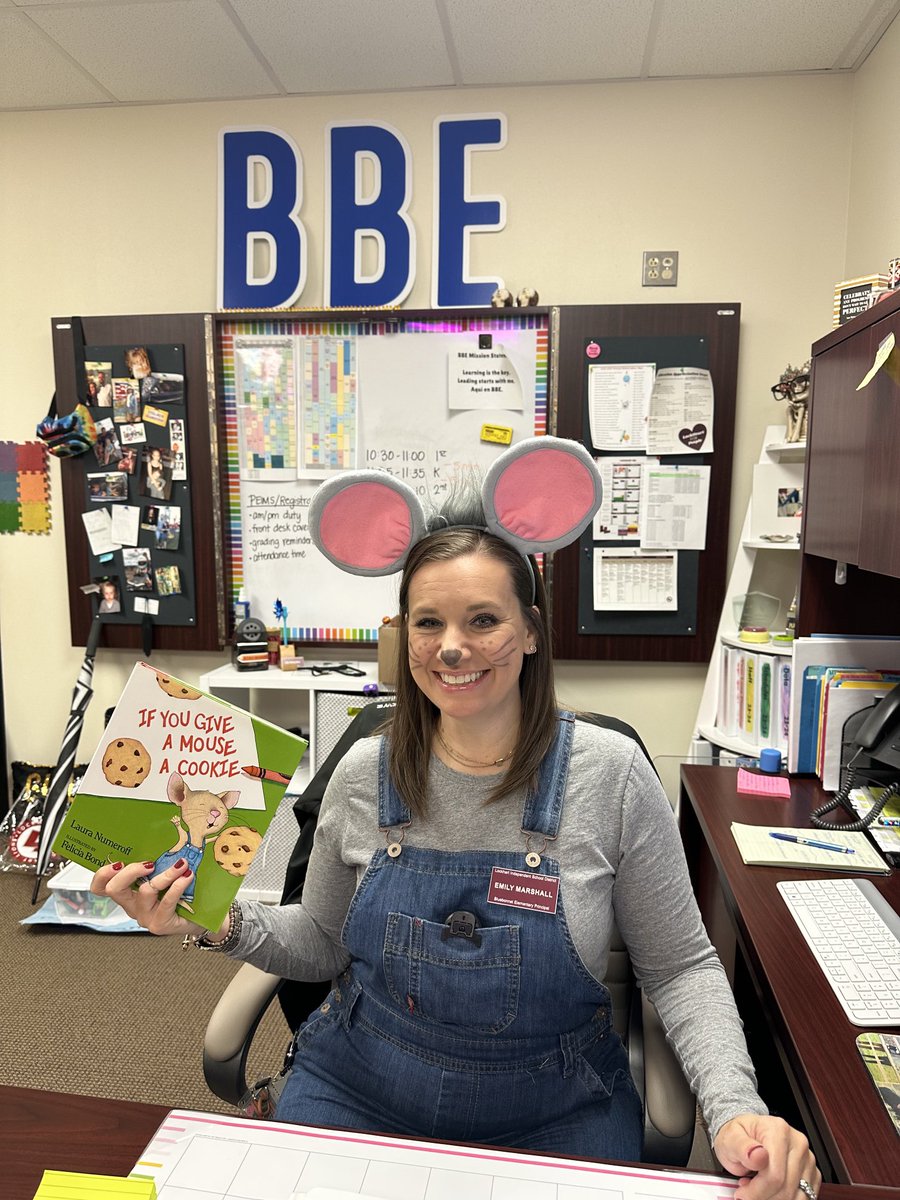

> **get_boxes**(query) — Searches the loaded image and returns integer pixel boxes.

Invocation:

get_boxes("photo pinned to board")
[112,378,141,424]
[141,504,160,532]
[169,417,187,480]
[155,504,181,551]
[142,445,173,500]
[116,446,138,475]
[124,346,152,380]
[85,361,113,407]
[122,547,153,591]
[92,418,123,468]
[86,471,128,502]
[141,372,184,404]
[155,564,182,596]
[95,575,122,614]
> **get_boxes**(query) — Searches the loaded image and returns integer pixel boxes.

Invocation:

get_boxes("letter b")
[218,127,306,309]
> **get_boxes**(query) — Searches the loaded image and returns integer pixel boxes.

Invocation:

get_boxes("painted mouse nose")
[440,648,462,667]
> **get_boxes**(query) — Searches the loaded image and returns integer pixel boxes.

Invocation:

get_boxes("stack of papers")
[731,822,890,874]
[33,1173,155,1199]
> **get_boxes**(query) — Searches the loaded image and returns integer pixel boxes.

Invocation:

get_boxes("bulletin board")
[550,304,740,663]
[52,313,225,652]
[214,309,549,644]
[52,305,737,664]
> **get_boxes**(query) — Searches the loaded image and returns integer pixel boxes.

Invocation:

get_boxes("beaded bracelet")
[182,900,242,952]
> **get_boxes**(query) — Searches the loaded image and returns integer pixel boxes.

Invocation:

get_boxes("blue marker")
[769,832,855,854]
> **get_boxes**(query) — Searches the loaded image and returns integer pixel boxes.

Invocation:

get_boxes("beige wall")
[0,72,857,774]
[846,15,900,277]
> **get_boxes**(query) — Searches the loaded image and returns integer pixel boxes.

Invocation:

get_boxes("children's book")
[52,662,307,931]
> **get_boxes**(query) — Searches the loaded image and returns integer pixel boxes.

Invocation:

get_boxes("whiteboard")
[219,315,547,641]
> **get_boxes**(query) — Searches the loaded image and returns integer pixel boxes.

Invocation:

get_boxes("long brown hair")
[386,528,557,817]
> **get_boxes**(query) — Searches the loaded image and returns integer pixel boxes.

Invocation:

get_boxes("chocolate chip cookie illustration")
[102,737,151,787]
[213,826,262,875]
[153,671,201,700]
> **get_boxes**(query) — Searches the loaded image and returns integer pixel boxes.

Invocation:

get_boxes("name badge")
[487,866,559,914]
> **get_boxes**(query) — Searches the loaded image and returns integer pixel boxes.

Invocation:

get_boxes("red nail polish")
[174,857,186,869]
[181,868,192,878]
[143,861,156,869]
[111,862,124,871]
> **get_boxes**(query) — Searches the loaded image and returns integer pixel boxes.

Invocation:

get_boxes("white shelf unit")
[691,425,804,759]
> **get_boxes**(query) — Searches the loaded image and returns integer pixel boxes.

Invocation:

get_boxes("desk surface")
[679,765,900,1187]
[200,660,382,693]
[3,1086,895,1200]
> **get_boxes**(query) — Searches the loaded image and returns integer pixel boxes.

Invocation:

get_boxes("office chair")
[203,704,697,1166]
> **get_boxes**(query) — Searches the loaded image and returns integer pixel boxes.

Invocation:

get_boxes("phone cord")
[809,751,900,830]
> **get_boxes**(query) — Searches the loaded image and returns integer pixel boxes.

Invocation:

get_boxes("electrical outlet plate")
[642,251,678,287]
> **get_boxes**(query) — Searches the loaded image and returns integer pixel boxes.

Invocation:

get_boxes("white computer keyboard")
[777,877,900,1026]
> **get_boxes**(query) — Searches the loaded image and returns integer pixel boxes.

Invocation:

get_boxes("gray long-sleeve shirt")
[230,720,767,1141]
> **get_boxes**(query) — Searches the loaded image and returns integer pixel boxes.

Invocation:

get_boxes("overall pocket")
[383,911,521,1033]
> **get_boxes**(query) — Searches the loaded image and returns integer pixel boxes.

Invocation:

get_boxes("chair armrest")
[202,963,284,1106]
[628,989,697,1166]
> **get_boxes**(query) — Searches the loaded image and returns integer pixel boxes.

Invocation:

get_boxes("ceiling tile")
[0,11,112,107]
[443,0,655,84]
[647,0,878,76]
[26,0,280,103]
[229,0,454,93]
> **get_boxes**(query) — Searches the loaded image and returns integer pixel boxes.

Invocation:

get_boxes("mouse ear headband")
[309,436,602,576]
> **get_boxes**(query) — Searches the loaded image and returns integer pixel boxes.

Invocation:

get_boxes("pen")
[769,831,855,854]
[241,764,292,785]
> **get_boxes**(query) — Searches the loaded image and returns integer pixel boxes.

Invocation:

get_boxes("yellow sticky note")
[857,331,896,389]
[480,423,513,445]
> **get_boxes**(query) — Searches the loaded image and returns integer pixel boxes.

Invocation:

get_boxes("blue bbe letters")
[218,116,507,310]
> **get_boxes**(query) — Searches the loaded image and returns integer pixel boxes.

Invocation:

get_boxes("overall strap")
[377,736,412,830]
[521,712,576,838]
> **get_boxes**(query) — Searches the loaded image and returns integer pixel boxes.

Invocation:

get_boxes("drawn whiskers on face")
[485,632,518,665]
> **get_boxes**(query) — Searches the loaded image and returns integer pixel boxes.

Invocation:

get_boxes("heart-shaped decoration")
[678,424,707,451]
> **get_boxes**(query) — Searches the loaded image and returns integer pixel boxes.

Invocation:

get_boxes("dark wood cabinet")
[798,289,900,635]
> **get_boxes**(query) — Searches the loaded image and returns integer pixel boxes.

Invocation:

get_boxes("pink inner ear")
[494,449,595,540]
[319,481,413,569]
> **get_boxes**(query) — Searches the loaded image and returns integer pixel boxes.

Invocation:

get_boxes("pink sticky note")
[737,767,791,798]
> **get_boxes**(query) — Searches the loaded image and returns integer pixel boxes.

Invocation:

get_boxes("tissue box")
[378,619,400,685]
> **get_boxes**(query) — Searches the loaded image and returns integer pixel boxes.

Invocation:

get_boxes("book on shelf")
[833,274,890,326]
[52,662,308,931]
[742,650,760,746]
[730,822,890,874]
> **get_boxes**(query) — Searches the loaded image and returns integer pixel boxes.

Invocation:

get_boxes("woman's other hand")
[714,1113,821,1200]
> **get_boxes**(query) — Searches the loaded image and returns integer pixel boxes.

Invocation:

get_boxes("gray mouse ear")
[309,471,428,576]
[482,436,602,554]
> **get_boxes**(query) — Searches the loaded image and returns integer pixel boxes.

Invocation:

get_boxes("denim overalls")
[276,714,643,1159]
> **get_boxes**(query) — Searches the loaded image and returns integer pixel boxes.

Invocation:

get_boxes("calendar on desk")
[132,1110,738,1200]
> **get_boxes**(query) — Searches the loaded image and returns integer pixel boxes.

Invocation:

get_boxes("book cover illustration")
[52,662,307,930]
[856,1032,900,1136]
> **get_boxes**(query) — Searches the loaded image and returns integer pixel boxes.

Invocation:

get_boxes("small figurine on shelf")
[273,598,289,644]
[771,361,811,443]
[273,598,300,670]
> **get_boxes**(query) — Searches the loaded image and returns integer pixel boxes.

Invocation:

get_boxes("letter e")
[432,114,507,308]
